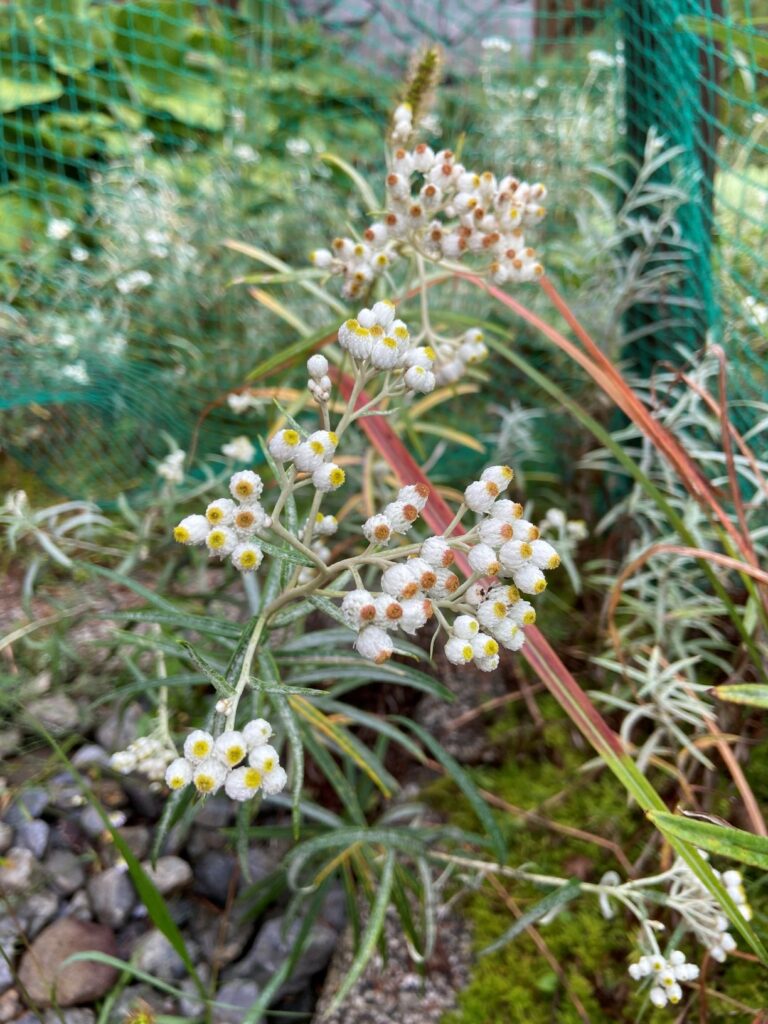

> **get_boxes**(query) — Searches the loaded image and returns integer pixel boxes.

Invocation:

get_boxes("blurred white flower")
[222,436,256,463]
[233,143,259,163]
[117,270,153,294]
[62,362,89,385]
[482,36,512,53]
[47,218,74,241]
[70,245,90,262]
[54,332,76,349]
[156,449,186,484]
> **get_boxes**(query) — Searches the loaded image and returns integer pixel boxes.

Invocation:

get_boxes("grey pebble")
[213,978,262,1024]
[18,891,60,938]
[230,914,337,995]
[45,848,86,895]
[26,694,79,736]
[0,847,38,892]
[78,805,107,839]
[133,929,186,981]
[62,889,92,922]
[15,819,50,859]
[5,786,49,825]
[87,865,136,928]
[71,744,110,769]
[191,849,237,905]
[141,855,192,895]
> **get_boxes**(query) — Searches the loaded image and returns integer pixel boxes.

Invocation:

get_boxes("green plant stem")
[225,614,267,729]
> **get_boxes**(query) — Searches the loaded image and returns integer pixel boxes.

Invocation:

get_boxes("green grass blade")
[480,880,582,956]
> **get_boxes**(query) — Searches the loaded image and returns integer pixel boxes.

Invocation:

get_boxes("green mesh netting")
[1,0,766,503]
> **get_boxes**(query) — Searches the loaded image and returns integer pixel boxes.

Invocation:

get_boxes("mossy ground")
[427,696,766,1024]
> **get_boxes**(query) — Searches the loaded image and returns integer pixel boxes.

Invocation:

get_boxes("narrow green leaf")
[326,850,395,1015]
[104,609,241,638]
[712,683,768,709]
[259,538,316,567]
[395,717,506,863]
[649,811,768,870]
[261,649,304,839]
[480,880,582,956]
[179,641,234,696]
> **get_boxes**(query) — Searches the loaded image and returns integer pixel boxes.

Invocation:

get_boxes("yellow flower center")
[195,774,215,793]
[520,542,533,558]
[315,512,325,522]
[523,609,536,625]
[370,325,384,338]
[328,432,338,446]
[283,429,300,446]
[207,507,224,524]
[375,254,389,267]
[344,319,359,331]
[192,739,210,758]
[383,337,397,350]
[262,757,275,773]
[548,554,561,569]
[173,526,190,543]
[244,767,262,789]
[236,510,255,529]
[169,774,186,789]
[394,326,408,340]
[500,466,513,479]
[226,745,245,766]
[462,644,473,661]
[329,468,345,486]
[534,579,547,594]
[208,530,226,549]
[239,550,259,569]
[423,346,436,361]
[493,601,506,619]
[310,440,325,455]
[374,524,391,541]
[235,481,254,498]
[483,639,499,656]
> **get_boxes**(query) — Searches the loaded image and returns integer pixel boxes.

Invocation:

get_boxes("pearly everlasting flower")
[206,498,236,526]
[165,758,192,791]
[404,365,436,393]
[268,428,301,462]
[429,567,460,598]
[173,515,208,545]
[398,483,430,512]
[420,536,454,567]
[214,731,247,768]
[511,562,547,594]
[157,449,185,484]
[225,765,263,801]
[248,744,280,775]
[233,503,269,535]
[468,543,501,576]
[464,480,500,513]
[479,518,514,547]
[228,392,256,414]
[629,950,697,1009]
[47,217,74,241]
[230,470,264,502]
[407,557,438,591]
[341,589,377,628]
[232,542,264,572]
[363,513,393,545]
[384,500,419,534]
[261,765,288,796]
[312,463,345,492]
[481,465,514,490]
[243,718,273,749]
[477,599,509,630]
[530,539,560,570]
[381,564,420,600]
[374,594,404,629]
[222,436,256,463]
[206,526,237,557]
[499,539,533,573]
[445,637,474,665]
[192,758,227,795]
[399,597,433,634]
[355,625,394,664]
[454,615,480,639]
[490,499,523,522]
[313,513,338,536]
[184,730,214,764]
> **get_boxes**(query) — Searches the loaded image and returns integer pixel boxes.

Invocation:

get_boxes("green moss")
[429,697,766,1024]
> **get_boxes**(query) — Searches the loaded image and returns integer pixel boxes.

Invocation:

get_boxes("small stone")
[71,745,110,769]
[19,892,60,938]
[17,918,118,1007]
[212,979,261,1024]
[87,865,136,929]
[196,905,253,969]
[0,729,21,760]
[47,773,84,811]
[141,856,192,895]
[109,825,151,862]
[195,795,234,829]
[95,704,142,752]
[5,787,49,825]
[44,1010,96,1024]
[0,823,13,854]
[0,847,38,892]
[62,890,92,922]
[0,987,20,1022]
[26,695,79,736]
[132,929,186,982]
[15,819,50,859]
[192,849,238,905]
[44,849,86,896]
[231,915,336,995]
[78,805,108,840]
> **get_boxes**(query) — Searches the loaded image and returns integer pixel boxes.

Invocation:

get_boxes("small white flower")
[498,539,533,573]
[225,765,263,801]
[192,758,227,795]
[468,543,501,576]
[311,248,333,269]
[248,744,280,774]
[233,502,268,535]
[228,392,256,414]
[404,365,436,393]
[307,353,329,379]
[312,463,345,492]
[157,449,186,483]
[184,730,215,764]
[206,498,236,526]
[243,718,273,749]
[47,217,74,241]
[397,484,430,512]
[116,270,153,294]
[313,513,338,537]
[222,436,256,463]
[261,764,288,795]
[173,514,208,545]
[341,589,377,629]
[399,596,433,634]
[110,750,137,774]
[62,362,89,385]
[407,557,438,591]
[649,987,667,1009]
[371,334,402,369]
[71,245,90,262]
[428,567,460,599]
[465,480,500,513]
[479,519,514,547]
[232,542,264,572]
[384,500,419,534]
[381,564,420,600]
[230,470,264,502]
[374,594,404,629]
[371,300,396,328]
[355,625,394,664]
[164,757,192,791]
[420,536,454,568]
[214,731,247,768]
[445,636,475,665]
[268,428,302,461]
[363,513,393,545]
[206,526,237,557]
[511,563,547,595]
[489,499,523,522]
[453,615,480,639]
[477,599,509,630]
[481,465,514,490]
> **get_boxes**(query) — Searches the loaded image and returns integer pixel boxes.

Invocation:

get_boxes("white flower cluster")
[342,467,558,669]
[330,300,489,394]
[164,719,287,801]
[173,470,270,570]
[110,735,174,783]
[668,855,751,963]
[156,449,186,485]
[310,134,547,298]
[628,950,699,1009]
[268,427,345,493]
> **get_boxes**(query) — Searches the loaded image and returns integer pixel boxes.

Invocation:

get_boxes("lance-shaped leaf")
[649,811,768,870]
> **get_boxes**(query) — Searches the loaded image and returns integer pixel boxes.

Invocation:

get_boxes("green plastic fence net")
[1,0,766,503]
